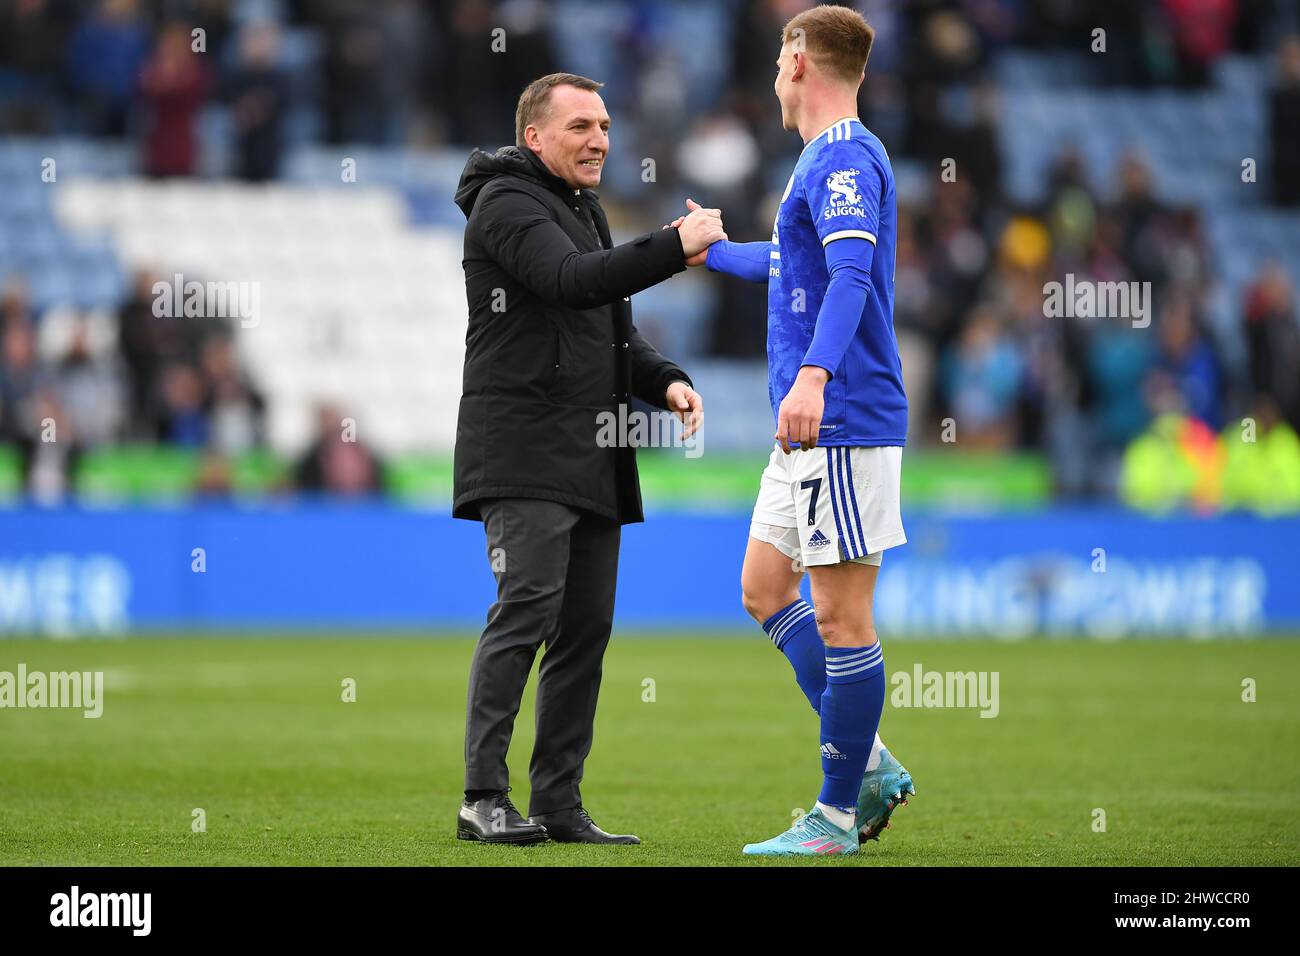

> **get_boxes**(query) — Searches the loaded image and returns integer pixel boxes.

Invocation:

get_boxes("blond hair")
[782,5,875,85]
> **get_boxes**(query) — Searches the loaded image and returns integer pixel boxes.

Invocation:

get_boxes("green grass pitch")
[1,635,1297,866]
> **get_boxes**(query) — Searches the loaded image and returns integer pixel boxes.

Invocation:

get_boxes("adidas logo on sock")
[821,742,847,760]
[807,530,831,550]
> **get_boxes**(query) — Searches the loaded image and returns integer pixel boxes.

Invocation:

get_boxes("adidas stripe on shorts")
[750,443,906,568]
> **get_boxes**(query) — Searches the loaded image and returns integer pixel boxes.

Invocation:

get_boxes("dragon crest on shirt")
[826,169,862,208]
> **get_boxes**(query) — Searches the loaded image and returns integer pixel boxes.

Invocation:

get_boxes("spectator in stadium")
[892,206,941,443]
[1162,0,1237,87]
[24,387,75,501]
[52,317,125,448]
[929,179,993,350]
[138,21,210,177]
[1243,261,1300,430]
[898,4,986,159]
[0,315,79,499]
[1221,395,1300,512]
[450,72,712,846]
[224,21,289,182]
[0,0,67,134]
[939,305,1025,449]
[318,7,385,144]
[1112,151,1165,283]
[0,276,35,329]
[65,0,150,136]
[199,335,264,453]
[1086,312,1158,491]
[318,1,432,145]
[189,0,236,65]
[0,312,45,450]
[1269,35,1300,207]
[116,269,223,439]
[440,0,555,148]
[116,271,170,439]
[157,362,208,447]
[1120,396,1224,512]
[292,403,382,496]
[681,111,767,359]
[1153,290,1222,429]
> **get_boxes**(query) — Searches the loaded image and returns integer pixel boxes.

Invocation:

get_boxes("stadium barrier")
[1,503,1296,638]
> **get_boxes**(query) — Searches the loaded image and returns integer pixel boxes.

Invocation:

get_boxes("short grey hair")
[515,72,604,147]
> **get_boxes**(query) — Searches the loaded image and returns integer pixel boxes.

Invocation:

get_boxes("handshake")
[667,199,726,267]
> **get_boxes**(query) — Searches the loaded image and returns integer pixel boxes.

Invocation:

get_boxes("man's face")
[774,42,800,132]
[526,85,610,190]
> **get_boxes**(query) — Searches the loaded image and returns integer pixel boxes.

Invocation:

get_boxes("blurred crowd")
[0,270,383,497]
[898,147,1300,507]
[3,1,1295,184]
[1,0,1299,508]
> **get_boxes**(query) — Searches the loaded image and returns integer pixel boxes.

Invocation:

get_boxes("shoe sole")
[456,826,549,845]
[743,846,858,857]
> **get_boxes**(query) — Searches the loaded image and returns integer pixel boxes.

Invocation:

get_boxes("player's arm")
[704,240,771,283]
[801,236,875,376]
[476,183,689,309]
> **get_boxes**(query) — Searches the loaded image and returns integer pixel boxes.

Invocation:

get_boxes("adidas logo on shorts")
[807,529,831,550]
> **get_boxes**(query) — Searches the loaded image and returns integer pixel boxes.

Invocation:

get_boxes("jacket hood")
[454,145,577,217]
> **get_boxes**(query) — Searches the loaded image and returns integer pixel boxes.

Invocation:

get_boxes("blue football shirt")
[767,116,908,446]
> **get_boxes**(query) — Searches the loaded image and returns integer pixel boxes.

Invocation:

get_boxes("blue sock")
[761,600,826,714]
[818,643,885,813]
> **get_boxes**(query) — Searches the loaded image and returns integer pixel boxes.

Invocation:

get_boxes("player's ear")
[791,51,807,81]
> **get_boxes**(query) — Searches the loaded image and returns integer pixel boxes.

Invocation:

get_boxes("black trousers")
[463,498,621,815]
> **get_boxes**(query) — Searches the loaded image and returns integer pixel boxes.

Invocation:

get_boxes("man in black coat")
[451,73,723,845]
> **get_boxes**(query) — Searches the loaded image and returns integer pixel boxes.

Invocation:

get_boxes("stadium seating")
[47,170,467,456]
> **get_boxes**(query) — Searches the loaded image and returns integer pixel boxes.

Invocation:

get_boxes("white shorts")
[750,443,906,568]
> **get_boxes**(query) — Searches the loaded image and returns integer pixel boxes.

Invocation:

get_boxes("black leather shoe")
[457,790,549,844]
[529,806,640,845]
